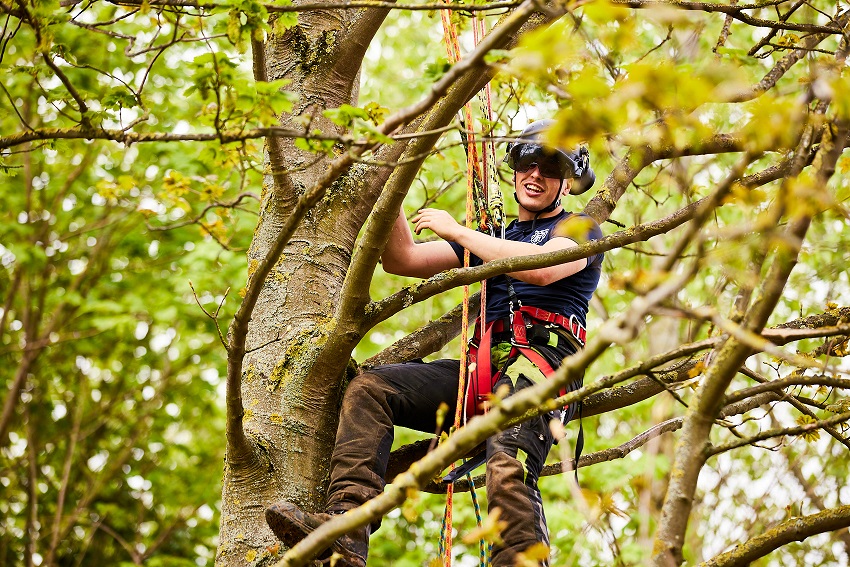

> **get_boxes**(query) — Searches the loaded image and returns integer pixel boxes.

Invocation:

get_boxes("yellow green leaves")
[254,79,298,117]
[827,66,850,119]
[402,487,421,523]
[738,93,803,152]
[158,168,240,244]
[580,0,632,24]
[795,414,820,442]
[364,102,389,125]
[460,507,506,547]
[501,1,782,159]
[101,88,139,111]
[294,132,336,154]
[324,104,386,132]
[185,53,240,101]
[162,171,193,198]
[223,0,273,50]
[435,401,450,432]
[553,213,596,242]
[96,175,137,201]
[829,337,850,357]
[272,3,299,34]
[825,399,850,414]
[608,268,672,295]
[721,182,768,207]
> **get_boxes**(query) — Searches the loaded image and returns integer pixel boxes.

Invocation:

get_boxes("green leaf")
[102,88,138,110]
[324,104,370,128]
[273,5,298,32]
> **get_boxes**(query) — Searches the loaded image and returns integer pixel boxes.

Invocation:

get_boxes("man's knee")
[489,419,553,476]
[342,371,394,409]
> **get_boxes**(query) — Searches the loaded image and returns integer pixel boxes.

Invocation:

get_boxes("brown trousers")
[325,358,561,566]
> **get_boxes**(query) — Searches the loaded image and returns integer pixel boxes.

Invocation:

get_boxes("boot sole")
[265,503,365,567]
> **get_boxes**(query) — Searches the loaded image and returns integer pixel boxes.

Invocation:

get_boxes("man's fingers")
[413,217,426,235]
[413,209,449,236]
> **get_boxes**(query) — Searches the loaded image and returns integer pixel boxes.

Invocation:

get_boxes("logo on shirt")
[530,228,550,245]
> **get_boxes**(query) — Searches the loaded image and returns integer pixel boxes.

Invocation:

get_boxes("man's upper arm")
[383,240,461,279]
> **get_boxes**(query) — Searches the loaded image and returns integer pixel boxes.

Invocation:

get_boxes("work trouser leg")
[325,359,460,526]
[486,374,556,567]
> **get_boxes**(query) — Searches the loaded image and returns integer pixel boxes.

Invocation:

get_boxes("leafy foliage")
[2,0,850,566]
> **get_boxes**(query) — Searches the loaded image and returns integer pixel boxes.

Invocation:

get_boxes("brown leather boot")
[265,501,368,567]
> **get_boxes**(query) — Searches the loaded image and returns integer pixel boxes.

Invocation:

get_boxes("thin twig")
[189,281,229,350]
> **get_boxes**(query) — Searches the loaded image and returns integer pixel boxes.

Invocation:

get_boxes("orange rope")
[440,8,466,566]
[440,8,498,566]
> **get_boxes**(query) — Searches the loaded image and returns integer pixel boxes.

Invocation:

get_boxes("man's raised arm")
[381,206,461,279]
[411,208,588,286]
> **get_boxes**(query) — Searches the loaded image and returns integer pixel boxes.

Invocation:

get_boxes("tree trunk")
[216,11,370,564]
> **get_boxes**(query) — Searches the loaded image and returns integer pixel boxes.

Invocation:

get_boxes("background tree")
[1,0,849,566]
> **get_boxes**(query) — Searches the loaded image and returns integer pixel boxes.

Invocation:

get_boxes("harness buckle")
[508,297,522,315]
[568,314,586,346]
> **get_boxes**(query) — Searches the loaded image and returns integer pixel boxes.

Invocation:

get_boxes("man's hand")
[412,208,463,240]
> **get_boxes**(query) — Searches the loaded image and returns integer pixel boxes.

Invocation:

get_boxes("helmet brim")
[506,143,578,179]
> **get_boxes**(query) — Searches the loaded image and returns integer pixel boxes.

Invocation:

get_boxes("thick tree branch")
[0,125,305,151]
[362,295,480,368]
[317,0,547,384]
[58,0,521,12]
[699,505,850,567]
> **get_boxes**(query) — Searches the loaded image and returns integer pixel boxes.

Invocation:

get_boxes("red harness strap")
[464,306,586,420]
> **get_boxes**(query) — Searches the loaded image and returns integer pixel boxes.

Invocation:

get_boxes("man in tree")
[266,119,604,566]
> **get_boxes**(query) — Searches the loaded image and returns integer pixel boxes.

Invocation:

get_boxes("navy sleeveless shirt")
[449,210,603,326]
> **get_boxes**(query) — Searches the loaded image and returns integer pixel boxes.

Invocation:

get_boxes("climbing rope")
[437,6,503,567]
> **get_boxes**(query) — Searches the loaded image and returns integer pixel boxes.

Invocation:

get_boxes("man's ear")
[561,178,574,195]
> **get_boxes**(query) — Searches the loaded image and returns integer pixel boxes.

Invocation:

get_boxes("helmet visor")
[508,144,575,179]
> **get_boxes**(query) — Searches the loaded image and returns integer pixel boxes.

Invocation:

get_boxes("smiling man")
[266,120,604,567]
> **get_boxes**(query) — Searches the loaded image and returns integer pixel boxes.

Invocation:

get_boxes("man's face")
[513,161,565,216]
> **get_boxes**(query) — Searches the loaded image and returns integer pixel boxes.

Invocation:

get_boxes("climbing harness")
[464,304,586,421]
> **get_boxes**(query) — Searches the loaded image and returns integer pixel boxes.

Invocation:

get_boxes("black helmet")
[505,119,596,196]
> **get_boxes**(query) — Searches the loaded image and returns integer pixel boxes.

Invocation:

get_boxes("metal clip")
[568,314,586,346]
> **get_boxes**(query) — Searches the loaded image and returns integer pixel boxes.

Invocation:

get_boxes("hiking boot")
[265,501,368,567]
